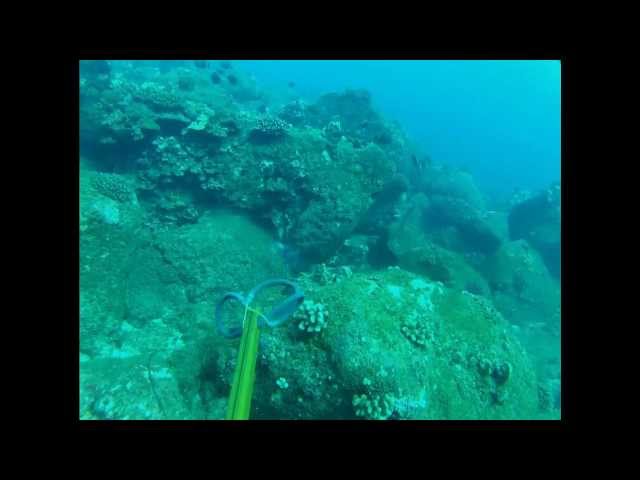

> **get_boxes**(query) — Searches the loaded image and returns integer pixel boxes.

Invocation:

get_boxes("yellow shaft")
[225,308,261,420]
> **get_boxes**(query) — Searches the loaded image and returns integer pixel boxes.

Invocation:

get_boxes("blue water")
[237,60,561,200]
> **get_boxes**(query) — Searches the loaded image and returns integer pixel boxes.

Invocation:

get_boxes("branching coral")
[294,300,328,333]
[400,314,435,348]
[352,392,395,420]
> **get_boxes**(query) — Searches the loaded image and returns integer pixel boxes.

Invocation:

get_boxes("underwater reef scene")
[79,60,560,420]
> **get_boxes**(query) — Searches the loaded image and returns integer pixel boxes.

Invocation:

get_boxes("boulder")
[508,182,560,277]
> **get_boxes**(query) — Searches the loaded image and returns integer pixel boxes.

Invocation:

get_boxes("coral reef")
[79,61,559,420]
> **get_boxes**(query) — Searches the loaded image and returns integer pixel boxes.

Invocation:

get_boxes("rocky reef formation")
[79,61,560,420]
[508,182,561,278]
[82,265,543,419]
[81,64,400,265]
